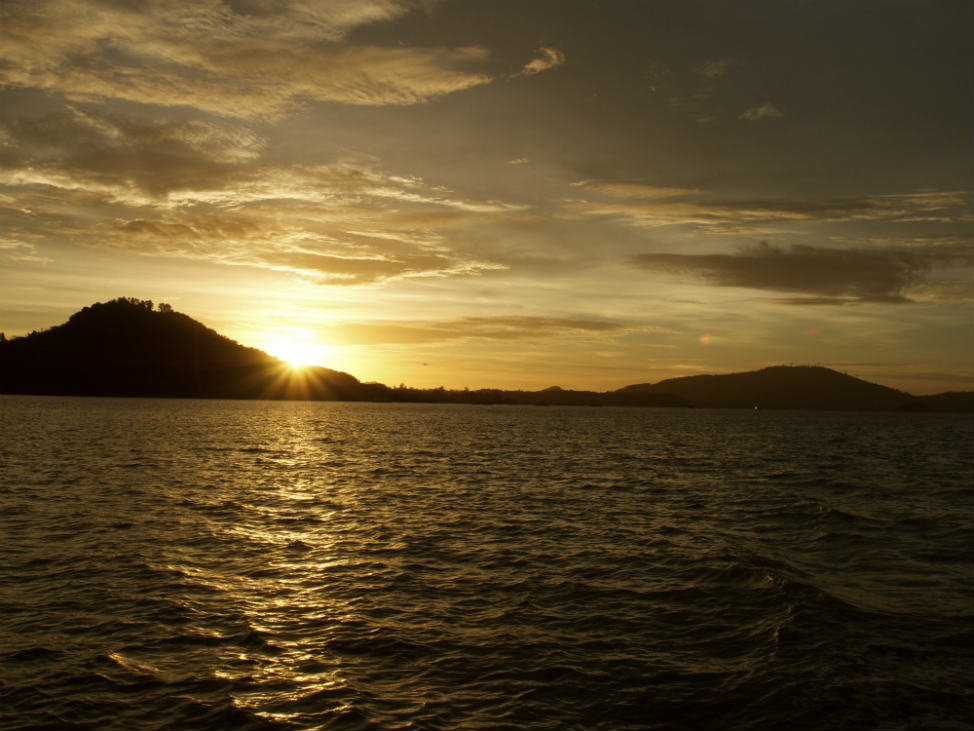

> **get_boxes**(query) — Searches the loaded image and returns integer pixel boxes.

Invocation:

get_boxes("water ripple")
[0,397,970,730]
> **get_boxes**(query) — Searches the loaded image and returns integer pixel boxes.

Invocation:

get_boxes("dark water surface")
[1,396,971,730]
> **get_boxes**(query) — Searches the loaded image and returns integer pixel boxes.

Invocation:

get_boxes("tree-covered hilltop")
[0,298,381,400]
[1,299,970,410]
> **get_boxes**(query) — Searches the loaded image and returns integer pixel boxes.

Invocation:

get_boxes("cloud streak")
[569,181,971,233]
[324,315,625,345]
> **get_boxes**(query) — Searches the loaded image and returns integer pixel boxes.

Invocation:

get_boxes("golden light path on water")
[225,503,352,724]
[172,426,359,724]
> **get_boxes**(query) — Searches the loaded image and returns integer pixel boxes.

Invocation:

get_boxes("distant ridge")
[1,299,970,411]
[615,365,914,411]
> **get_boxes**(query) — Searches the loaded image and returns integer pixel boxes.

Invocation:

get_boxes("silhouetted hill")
[615,365,915,411]
[0,298,383,401]
[901,391,974,413]
[1,300,969,410]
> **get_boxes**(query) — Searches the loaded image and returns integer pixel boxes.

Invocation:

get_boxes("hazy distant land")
[1,298,970,412]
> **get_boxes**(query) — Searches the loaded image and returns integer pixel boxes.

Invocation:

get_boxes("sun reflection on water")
[205,459,363,722]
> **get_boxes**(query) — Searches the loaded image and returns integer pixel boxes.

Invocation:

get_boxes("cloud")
[0,104,526,211]
[0,238,52,264]
[95,209,507,285]
[572,181,698,199]
[0,80,529,284]
[0,0,493,118]
[629,241,971,304]
[516,46,565,77]
[568,181,971,233]
[828,232,974,249]
[455,315,622,337]
[256,248,501,284]
[0,108,519,285]
[323,315,625,345]
[103,187,512,283]
[698,59,734,79]
[0,108,269,201]
[739,102,782,120]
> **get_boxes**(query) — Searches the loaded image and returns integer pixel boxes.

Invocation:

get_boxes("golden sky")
[1,0,971,394]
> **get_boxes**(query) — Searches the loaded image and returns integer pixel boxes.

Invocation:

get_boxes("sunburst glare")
[269,339,329,368]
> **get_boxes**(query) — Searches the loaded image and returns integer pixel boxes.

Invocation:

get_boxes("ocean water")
[0,396,971,731]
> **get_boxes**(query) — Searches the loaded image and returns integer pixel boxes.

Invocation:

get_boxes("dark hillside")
[0,298,377,400]
[616,365,915,411]
[901,392,974,413]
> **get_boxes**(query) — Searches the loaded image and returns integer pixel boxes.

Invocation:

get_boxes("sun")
[269,339,324,368]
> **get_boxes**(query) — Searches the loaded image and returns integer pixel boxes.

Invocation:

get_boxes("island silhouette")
[1,298,970,412]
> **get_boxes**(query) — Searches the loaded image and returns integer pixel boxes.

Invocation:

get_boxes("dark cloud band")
[630,242,971,304]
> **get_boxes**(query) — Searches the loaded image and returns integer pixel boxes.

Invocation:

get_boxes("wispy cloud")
[1,0,493,118]
[0,107,268,200]
[93,203,508,285]
[0,1,560,288]
[739,102,782,120]
[568,181,971,233]
[0,96,531,285]
[516,46,566,77]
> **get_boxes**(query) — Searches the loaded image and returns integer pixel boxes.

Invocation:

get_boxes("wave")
[1,399,970,730]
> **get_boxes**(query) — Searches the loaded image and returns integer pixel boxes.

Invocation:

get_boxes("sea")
[0,395,971,731]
